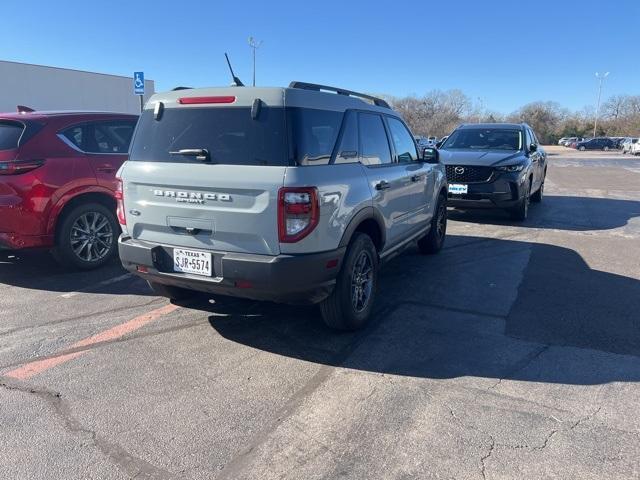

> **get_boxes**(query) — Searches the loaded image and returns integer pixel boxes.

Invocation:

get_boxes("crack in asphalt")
[0,378,176,479]
[480,436,495,480]
[487,345,551,390]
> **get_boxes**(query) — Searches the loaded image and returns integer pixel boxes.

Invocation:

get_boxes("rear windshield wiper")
[168,148,211,162]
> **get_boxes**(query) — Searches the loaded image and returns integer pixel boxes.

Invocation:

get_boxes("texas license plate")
[449,184,468,194]
[173,248,212,276]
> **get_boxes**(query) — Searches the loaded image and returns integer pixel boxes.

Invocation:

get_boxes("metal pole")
[593,72,609,138]
[139,95,143,114]
[248,37,262,87]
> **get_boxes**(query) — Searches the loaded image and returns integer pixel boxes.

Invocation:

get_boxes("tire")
[147,281,193,301]
[510,182,531,221]
[531,176,544,203]
[319,233,378,331]
[579,146,586,151]
[52,202,118,270]
[418,195,447,254]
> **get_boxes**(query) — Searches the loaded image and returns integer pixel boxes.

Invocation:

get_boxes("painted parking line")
[60,273,133,298]
[3,303,179,380]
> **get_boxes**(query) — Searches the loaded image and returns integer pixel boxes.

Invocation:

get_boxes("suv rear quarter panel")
[280,163,373,254]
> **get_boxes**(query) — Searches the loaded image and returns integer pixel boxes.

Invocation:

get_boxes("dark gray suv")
[438,123,546,220]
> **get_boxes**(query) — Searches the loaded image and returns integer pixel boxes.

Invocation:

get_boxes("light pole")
[248,36,263,87]
[593,71,609,138]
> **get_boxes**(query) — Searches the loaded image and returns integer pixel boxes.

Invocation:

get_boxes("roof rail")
[172,86,192,91]
[17,105,35,113]
[288,81,390,109]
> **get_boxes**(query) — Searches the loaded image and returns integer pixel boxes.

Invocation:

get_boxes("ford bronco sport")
[117,82,447,330]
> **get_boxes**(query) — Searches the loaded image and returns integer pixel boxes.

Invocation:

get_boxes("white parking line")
[60,273,133,298]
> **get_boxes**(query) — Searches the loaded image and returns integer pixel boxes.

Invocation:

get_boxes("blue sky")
[2,0,638,113]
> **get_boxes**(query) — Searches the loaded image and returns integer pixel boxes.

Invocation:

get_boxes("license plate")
[449,184,468,195]
[173,248,212,276]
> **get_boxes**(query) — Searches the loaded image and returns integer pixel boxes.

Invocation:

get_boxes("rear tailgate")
[121,162,286,255]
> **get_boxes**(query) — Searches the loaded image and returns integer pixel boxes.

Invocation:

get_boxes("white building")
[0,60,155,114]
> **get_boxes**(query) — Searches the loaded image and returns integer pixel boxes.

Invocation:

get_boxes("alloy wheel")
[350,250,374,313]
[70,211,114,262]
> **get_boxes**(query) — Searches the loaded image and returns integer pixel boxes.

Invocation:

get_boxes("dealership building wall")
[0,60,155,115]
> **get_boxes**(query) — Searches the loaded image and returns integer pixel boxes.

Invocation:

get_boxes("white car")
[621,138,638,154]
[558,137,568,145]
[630,139,640,155]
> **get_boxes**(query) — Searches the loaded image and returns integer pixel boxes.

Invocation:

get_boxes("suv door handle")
[375,180,390,191]
[411,174,423,182]
[96,164,115,173]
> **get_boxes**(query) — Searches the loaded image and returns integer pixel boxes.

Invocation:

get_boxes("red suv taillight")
[115,177,126,225]
[0,159,45,175]
[278,187,319,243]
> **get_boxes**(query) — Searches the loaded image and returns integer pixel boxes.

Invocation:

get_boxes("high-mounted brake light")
[178,96,236,105]
[278,187,319,243]
[0,159,45,175]
[115,177,126,225]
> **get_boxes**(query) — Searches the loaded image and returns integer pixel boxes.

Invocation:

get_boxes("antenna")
[224,53,244,87]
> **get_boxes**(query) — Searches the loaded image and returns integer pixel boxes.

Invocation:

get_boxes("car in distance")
[0,108,138,268]
[117,82,448,331]
[558,137,568,145]
[621,138,638,154]
[631,139,640,156]
[438,123,546,221]
[575,137,615,151]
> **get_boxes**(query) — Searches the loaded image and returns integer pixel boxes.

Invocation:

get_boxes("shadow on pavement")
[0,249,149,296]
[448,195,640,231]
[196,234,640,386]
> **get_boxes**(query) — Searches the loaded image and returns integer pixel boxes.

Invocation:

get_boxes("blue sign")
[133,72,145,95]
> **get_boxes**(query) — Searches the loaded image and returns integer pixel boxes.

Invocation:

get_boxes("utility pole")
[247,36,263,87]
[593,72,609,138]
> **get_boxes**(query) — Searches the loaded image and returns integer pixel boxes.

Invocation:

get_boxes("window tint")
[61,126,83,149]
[86,121,136,154]
[0,121,24,150]
[442,128,523,151]
[359,113,392,166]
[334,111,359,164]
[130,107,288,166]
[387,117,418,163]
[289,108,342,165]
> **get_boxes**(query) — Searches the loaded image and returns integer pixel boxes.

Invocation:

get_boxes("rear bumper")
[0,232,53,250]
[447,174,526,209]
[118,236,346,304]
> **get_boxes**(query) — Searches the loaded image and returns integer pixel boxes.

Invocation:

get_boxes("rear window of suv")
[130,107,289,166]
[0,121,24,150]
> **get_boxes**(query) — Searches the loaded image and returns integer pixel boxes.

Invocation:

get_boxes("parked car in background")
[558,137,568,145]
[118,82,448,331]
[631,139,640,156]
[0,108,138,268]
[575,137,615,151]
[562,136,584,147]
[427,136,438,147]
[439,123,546,221]
[621,138,638,154]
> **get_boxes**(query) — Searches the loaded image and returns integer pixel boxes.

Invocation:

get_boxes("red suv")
[0,109,138,269]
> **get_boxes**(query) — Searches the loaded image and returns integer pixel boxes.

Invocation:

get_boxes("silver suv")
[117,82,448,330]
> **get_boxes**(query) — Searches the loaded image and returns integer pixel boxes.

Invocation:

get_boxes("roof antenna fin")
[225,53,244,87]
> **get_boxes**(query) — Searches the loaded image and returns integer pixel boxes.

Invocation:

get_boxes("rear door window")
[86,121,136,154]
[289,108,343,165]
[130,107,288,166]
[359,113,392,166]
[0,121,24,150]
[61,126,83,149]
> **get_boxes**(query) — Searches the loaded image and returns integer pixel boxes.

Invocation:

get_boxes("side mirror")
[422,147,439,164]
[529,143,537,153]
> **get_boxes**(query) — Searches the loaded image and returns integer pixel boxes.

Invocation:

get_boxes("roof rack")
[288,81,390,109]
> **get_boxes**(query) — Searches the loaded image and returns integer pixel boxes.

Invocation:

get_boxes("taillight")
[115,177,126,225]
[178,96,236,105]
[0,159,45,175]
[278,187,319,243]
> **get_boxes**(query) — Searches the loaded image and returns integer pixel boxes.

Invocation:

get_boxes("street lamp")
[248,36,263,87]
[593,71,609,138]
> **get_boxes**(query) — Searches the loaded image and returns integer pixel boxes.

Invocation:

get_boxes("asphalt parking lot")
[1,148,639,480]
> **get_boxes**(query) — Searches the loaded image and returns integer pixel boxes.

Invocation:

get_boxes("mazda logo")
[454,166,465,175]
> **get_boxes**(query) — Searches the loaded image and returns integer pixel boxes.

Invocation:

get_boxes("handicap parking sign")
[133,72,145,95]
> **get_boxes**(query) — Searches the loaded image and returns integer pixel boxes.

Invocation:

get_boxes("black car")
[575,137,615,151]
[439,123,546,221]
